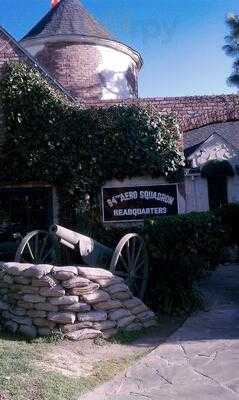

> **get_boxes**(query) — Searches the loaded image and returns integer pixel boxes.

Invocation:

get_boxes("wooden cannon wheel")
[15,230,60,264]
[110,234,149,299]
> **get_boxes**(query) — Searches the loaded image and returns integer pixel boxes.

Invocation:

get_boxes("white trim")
[21,34,143,69]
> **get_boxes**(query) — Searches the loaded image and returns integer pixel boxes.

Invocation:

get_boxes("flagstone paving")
[80,264,239,400]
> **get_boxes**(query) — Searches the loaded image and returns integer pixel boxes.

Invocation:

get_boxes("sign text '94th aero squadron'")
[102,184,178,222]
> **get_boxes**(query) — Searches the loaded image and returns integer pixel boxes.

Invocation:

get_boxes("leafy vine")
[0,61,184,223]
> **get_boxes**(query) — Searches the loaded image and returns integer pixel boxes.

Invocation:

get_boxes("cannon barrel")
[50,224,96,257]
[50,225,84,248]
[50,224,113,265]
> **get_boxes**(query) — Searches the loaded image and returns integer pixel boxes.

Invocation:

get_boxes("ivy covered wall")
[0,61,184,225]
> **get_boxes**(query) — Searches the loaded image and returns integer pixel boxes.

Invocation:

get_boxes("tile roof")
[22,0,114,41]
[184,121,239,151]
[87,94,239,134]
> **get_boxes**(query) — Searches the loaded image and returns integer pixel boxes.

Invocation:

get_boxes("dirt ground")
[0,315,184,400]
[38,315,184,378]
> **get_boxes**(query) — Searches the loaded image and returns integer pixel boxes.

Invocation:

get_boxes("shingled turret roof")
[22,0,113,41]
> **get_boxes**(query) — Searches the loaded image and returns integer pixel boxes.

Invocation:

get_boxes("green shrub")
[215,203,239,245]
[143,212,225,314]
[76,211,226,315]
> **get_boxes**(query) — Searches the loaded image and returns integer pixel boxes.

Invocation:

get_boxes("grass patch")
[92,354,140,382]
[108,329,147,344]
[34,330,65,345]
[0,330,144,400]
[107,322,161,345]
[0,330,92,400]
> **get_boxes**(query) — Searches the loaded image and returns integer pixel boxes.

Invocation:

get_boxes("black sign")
[102,184,178,222]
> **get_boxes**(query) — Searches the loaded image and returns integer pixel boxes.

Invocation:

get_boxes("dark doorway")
[0,186,54,261]
[207,177,228,210]
[0,186,53,232]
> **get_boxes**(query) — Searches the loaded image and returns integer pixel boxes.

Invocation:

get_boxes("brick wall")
[87,94,239,134]
[36,42,104,100]
[0,30,22,69]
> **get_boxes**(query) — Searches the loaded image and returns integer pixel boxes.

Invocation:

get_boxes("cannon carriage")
[14,225,149,299]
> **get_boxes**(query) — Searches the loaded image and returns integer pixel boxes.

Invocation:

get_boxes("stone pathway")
[80,264,239,400]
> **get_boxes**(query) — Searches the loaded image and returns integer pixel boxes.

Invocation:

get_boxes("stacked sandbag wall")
[0,263,156,340]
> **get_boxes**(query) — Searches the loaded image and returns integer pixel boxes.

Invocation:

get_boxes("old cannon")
[14,225,148,299]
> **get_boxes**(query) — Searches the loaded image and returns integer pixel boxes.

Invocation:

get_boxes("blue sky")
[0,0,238,98]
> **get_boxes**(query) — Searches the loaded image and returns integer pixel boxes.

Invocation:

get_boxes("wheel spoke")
[126,240,131,266]
[39,236,48,260]
[15,230,60,265]
[34,235,39,262]
[133,242,143,268]
[130,237,136,268]
[42,245,54,263]
[135,259,145,272]
[109,234,148,299]
[27,242,35,261]
[119,253,128,271]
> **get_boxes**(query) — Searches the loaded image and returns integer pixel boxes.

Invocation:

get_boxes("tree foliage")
[223,13,239,88]
[0,61,184,216]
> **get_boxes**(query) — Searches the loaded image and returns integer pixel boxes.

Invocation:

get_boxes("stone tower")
[20,0,143,101]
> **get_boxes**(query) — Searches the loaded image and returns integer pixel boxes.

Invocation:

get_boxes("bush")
[215,203,239,245]
[76,210,229,315]
[143,212,225,314]
[62,195,239,316]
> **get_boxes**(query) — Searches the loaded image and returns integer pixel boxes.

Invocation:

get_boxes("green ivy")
[0,61,184,217]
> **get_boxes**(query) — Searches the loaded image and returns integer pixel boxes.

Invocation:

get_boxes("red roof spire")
[52,0,60,7]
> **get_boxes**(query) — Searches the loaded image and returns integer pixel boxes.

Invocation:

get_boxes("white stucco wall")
[96,45,138,100]
[185,176,209,213]
[228,176,239,203]
[185,174,239,213]
[185,124,239,212]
